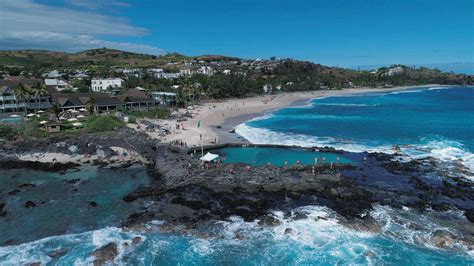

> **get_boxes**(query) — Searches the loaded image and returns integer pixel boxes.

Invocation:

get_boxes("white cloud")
[0,0,164,55]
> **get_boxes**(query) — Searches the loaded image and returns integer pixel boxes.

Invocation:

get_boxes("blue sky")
[1,0,473,70]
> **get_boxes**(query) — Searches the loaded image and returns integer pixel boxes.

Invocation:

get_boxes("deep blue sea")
[1,86,474,265]
[237,86,474,179]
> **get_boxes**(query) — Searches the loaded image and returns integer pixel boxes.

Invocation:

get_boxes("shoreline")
[132,84,448,147]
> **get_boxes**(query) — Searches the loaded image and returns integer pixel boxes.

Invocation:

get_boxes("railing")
[0,104,20,109]
[0,96,16,101]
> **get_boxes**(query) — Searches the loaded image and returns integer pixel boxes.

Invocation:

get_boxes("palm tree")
[14,83,32,113]
[86,98,96,115]
[32,83,48,111]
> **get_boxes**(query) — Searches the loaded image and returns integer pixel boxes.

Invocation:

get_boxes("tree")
[14,83,32,113]
[86,98,96,115]
[32,82,48,111]
[51,104,61,121]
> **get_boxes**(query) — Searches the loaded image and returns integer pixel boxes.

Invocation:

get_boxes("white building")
[44,79,72,91]
[263,84,273,93]
[197,66,214,76]
[154,72,182,79]
[222,69,231,75]
[91,78,123,92]
[387,67,404,76]
[180,69,192,76]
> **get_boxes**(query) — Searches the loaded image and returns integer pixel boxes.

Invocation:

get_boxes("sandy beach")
[129,85,444,147]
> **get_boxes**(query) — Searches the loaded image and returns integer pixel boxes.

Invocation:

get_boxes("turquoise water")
[237,86,474,177]
[0,116,23,124]
[0,166,149,246]
[1,205,473,264]
[214,146,353,166]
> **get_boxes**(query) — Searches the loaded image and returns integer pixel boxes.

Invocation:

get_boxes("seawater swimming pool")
[0,116,23,124]
[211,146,354,166]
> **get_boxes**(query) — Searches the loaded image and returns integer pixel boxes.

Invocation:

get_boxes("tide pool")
[213,146,353,166]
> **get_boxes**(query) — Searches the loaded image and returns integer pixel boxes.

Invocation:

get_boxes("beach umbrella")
[67,118,78,122]
[37,110,45,114]
[69,109,79,113]
[77,115,85,119]
[39,120,48,125]
[26,113,36,117]
[72,122,83,127]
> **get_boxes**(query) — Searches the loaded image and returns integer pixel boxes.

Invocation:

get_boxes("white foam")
[389,90,423,95]
[371,205,472,256]
[236,123,474,180]
[0,227,141,265]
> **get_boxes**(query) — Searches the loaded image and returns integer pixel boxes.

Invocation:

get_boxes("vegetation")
[86,115,124,133]
[125,108,170,120]
[0,125,17,140]
[1,48,472,103]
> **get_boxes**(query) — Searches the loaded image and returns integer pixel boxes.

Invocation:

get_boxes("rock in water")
[258,215,281,227]
[0,202,6,217]
[47,248,68,258]
[25,201,36,208]
[91,242,118,266]
[132,236,142,245]
[431,230,456,249]
[89,201,98,207]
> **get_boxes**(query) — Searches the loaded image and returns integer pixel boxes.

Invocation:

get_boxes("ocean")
[237,86,474,180]
[1,86,474,265]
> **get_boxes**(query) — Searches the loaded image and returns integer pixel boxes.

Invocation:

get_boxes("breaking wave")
[1,204,473,265]
[235,123,474,179]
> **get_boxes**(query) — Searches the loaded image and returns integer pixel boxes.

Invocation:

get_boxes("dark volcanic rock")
[132,236,142,245]
[0,202,6,217]
[258,215,281,227]
[48,248,68,258]
[19,183,36,188]
[431,230,457,249]
[465,210,474,223]
[25,201,36,208]
[89,201,98,207]
[90,242,118,266]
[8,189,20,195]
[0,160,80,172]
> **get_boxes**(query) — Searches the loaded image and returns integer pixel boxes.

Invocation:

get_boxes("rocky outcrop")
[47,248,68,258]
[431,230,457,249]
[90,243,118,266]
[25,201,36,208]
[0,159,80,172]
[0,202,6,217]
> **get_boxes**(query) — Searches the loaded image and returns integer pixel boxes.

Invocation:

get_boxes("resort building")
[45,79,73,92]
[117,89,159,110]
[91,78,124,92]
[50,92,125,112]
[0,80,52,114]
[50,89,159,113]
